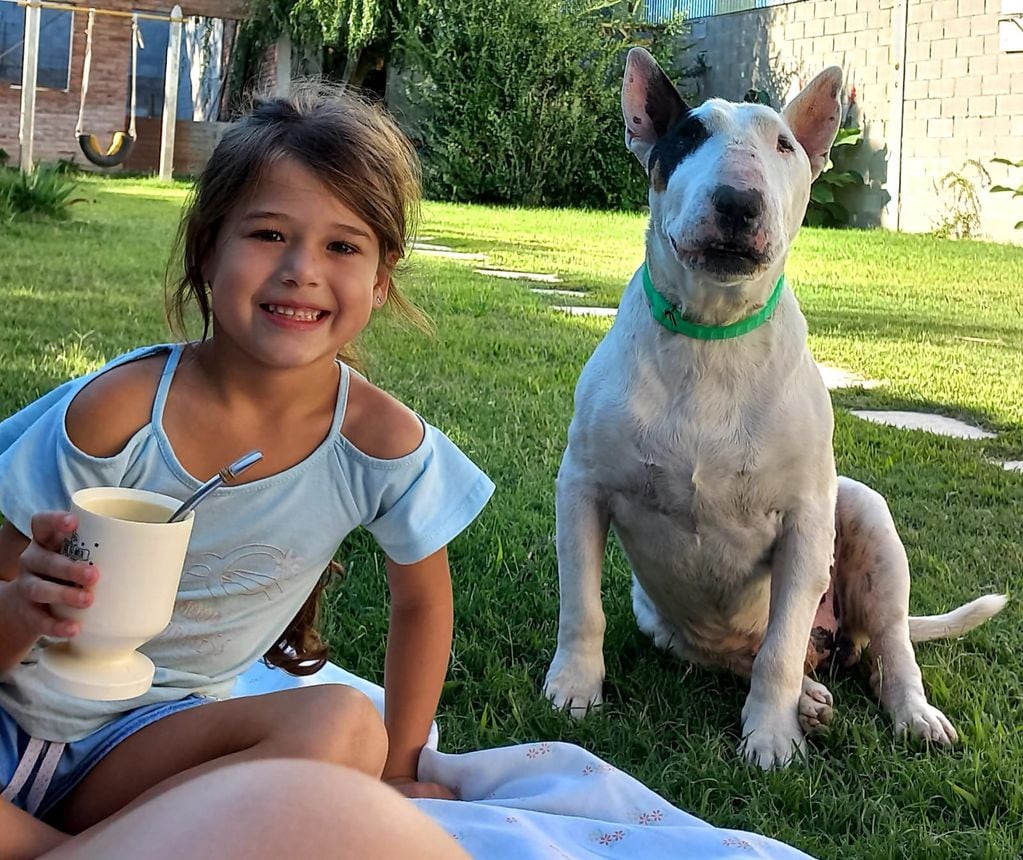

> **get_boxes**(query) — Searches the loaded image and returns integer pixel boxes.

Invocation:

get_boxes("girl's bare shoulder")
[341,373,425,460]
[65,354,166,457]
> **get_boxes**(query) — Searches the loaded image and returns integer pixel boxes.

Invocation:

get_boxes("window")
[136,15,226,120]
[0,0,74,90]
[136,16,169,117]
[1001,0,1023,52]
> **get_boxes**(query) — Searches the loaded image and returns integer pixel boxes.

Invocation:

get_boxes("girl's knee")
[273,685,388,774]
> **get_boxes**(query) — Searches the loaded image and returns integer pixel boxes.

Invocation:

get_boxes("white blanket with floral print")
[234,660,814,859]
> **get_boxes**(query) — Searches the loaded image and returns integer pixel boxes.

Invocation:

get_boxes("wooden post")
[159,4,183,181]
[18,0,42,174]
[275,30,291,97]
[883,0,909,231]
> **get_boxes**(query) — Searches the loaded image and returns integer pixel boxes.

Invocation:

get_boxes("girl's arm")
[382,547,455,799]
[0,515,96,673]
[1,357,159,672]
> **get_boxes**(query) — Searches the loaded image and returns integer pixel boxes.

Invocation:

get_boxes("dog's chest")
[576,349,792,601]
[600,409,783,640]
[606,396,782,542]
[566,290,826,615]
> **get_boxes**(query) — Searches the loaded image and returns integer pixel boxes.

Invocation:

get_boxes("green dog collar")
[641,262,785,340]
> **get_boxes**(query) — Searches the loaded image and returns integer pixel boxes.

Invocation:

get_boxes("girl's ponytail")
[262,562,342,675]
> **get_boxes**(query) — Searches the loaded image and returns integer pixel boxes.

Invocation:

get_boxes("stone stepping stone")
[476,269,562,283]
[553,306,618,317]
[413,248,487,261]
[816,363,884,390]
[850,410,996,440]
[531,288,587,297]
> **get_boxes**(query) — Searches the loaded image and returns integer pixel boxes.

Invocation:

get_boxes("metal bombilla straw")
[166,450,263,523]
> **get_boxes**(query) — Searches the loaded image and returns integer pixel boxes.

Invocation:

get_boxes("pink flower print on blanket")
[636,809,664,825]
[525,743,551,759]
[722,835,754,850]
[597,830,626,846]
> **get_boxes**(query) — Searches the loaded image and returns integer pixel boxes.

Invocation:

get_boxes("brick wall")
[681,0,1023,243]
[1,0,245,171]
[121,115,229,174]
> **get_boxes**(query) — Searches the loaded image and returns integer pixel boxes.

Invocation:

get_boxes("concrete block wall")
[681,0,1023,243]
[899,0,1023,242]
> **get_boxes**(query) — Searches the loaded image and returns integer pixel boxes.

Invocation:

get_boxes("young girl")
[0,82,494,844]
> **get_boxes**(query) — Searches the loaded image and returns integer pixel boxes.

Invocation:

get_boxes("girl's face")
[203,157,390,372]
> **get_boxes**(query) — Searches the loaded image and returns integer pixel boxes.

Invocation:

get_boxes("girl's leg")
[43,759,469,860]
[1,797,69,859]
[52,685,389,833]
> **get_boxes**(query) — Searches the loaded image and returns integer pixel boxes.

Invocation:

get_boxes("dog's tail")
[908,594,1008,642]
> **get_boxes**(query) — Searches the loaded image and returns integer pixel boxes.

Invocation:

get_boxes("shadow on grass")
[805,307,1022,348]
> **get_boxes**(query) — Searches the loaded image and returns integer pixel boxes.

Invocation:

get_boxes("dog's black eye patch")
[648,113,710,192]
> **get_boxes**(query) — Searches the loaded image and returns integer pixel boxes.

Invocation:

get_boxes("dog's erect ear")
[622,48,690,166]
[780,66,843,181]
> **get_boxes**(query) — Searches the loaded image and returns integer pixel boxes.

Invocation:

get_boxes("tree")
[396,0,692,209]
[232,0,414,99]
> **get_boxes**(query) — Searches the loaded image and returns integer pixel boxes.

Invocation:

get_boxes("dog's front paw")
[543,648,605,718]
[798,676,834,736]
[740,698,806,769]
[891,700,958,746]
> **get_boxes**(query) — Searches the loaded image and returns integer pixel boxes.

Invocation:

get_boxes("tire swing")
[76,10,141,168]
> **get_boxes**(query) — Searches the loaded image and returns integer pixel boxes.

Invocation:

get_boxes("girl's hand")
[385,776,458,801]
[8,512,97,640]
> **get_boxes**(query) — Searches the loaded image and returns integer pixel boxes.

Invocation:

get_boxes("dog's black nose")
[711,185,764,235]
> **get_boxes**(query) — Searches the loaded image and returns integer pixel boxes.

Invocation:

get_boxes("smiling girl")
[0,83,493,847]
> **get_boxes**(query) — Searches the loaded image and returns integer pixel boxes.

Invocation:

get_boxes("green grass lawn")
[2,176,1022,859]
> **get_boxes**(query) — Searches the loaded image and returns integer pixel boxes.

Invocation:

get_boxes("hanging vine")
[228,0,413,107]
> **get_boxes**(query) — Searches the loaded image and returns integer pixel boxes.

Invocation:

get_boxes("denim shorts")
[1,696,207,819]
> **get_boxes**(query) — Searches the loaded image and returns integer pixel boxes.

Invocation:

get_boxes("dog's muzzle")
[686,184,771,278]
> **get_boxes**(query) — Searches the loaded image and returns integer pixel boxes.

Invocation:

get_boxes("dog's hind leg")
[632,576,691,660]
[632,578,834,734]
[798,676,834,735]
[834,477,957,745]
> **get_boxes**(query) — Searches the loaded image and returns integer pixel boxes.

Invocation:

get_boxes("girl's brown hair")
[166,81,430,674]
[167,79,431,366]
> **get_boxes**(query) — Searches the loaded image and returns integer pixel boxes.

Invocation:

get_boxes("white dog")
[543,48,1006,769]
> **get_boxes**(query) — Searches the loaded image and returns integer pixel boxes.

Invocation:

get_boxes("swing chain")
[76,9,140,141]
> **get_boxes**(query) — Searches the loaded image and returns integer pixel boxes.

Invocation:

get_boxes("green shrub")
[931,160,989,240]
[805,126,867,228]
[397,0,689,210]
[52,157,82,176]
[0,165,84,220]
[0,187,12,224]
[991,156,1023,230]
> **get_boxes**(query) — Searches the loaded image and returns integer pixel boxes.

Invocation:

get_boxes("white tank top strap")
[335,360,352,429]
[150,343,185,426]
